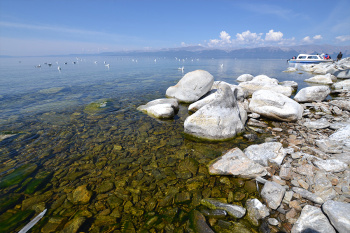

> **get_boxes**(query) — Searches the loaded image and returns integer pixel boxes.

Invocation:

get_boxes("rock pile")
[137,58,350,232]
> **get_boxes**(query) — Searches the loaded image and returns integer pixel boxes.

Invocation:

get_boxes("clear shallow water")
[0,56,314,232]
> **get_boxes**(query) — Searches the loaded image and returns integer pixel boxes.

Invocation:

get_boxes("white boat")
[288,54,333,63]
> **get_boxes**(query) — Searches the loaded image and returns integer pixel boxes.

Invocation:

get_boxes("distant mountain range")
[100,44,350,59]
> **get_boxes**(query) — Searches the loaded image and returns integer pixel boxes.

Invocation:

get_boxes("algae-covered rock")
[189,210,215,233]
[0,193,22,214]
[200,198,246,218]
[22,191,53,210]
[84,99,113,114]
[97,181,114,193]
[61,216,86,233]
[0,209,35,233]
[0,163,37,188]
[24,171,52,194]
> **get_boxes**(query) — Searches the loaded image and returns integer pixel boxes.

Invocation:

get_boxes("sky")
[0,0,350,56]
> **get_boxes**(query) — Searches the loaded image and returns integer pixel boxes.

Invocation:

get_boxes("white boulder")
[322,200,350,233]
[184,83,246,141]
[166,70,214,103]
[137,98,179,119]
[333,79,350,90]
[294,86,330,103]
[249,90,303,122]
[208,147,268,178]
[237,73,254,82]
[305,73,335,85]
[243,142,287,166]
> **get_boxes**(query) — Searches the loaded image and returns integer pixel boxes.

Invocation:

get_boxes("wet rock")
[190,210,215,233]
[200,198,246,218]
[166,70,214,103]
[0,209,35,233]
[200,208,227,219]
[292,187,324,204]
[137,98,179,119]
[291,205,335,233]
[313,159,348,172]
[61,216,86,233]
[184,83,246,141]
[246,198,270,226]
[261,181,285,210]
[249,90,303,122]
[72,185,92,204]
[322,200,350,233]
[97,181,114,193]
[294,86,330,103]
[22,191,52,210]
[208,147,267,178]
[244,142,287,166]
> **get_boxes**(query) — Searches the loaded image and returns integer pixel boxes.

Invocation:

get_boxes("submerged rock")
[166,70,214,103]
[322,200,350,233]
[294,86,330,103]
[200,198,246,218]
[208,147,267,178]
[249,90,303,122]
[184,83,246,141]
[137,98,179,119]
[190,210,215,233]
[291,205,335,233]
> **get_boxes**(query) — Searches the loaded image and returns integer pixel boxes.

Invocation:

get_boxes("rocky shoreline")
[138,58,350,232]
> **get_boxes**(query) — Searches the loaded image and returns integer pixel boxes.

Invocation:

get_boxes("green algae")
[0,163,37,189]
[0,209,35,233]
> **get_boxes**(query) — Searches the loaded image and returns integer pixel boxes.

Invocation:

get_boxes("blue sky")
[0,0,349,56]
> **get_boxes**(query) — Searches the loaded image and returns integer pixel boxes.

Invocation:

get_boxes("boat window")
[298,56,307,59]
[307,56,318,59]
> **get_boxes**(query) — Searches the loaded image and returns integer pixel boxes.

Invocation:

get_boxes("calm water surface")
[0,56,313,232]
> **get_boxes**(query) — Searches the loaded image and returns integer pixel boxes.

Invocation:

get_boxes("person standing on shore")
[337,52,343,61]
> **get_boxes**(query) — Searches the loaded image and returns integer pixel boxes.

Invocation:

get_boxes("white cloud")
[336,35,350,42]
[208,31,232,47]
[236,30,262,43]
[313,35,322,40]
[265,30,283,41]
[302,36,312,43]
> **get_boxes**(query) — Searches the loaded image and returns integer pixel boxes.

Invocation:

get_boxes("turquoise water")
[0,56,313,232]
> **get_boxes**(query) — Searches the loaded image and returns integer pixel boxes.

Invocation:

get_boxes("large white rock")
[314,159,348,173]
[333,79,350,90]
[322,200,350,233]
[305,73,335,85]
[291,205,336,233]
[334,69,350,79]
[238,75,293,97]
[208,147,268,178]
[137,98,179,119]
[212,81,247,101]
[237,73,254,82]
[294,86,330,103]
[243,142,287,166]
[249,90,303,122]
[184,83,246,141]
[166,70,214,103]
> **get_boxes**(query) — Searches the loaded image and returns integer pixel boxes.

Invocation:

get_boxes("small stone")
[268,218,279,226]
[286,208,297,219]
[298,179,309,190]
[261,181,286,210]
[289,200,302,211]
[283,191,294,204]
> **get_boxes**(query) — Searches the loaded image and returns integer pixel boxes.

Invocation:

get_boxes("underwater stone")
[72,185,92,204]
[200,198,246,218]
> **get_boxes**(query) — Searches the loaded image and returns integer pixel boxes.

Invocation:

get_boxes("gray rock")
[331,153,350,165]
[246,198,270,226]
[329,125,350,144]
[184,83,246,141]
[330,100,350,111]
[316,139,343,154]
[208,147,267,178]
[212,81,247,101]
[322,200,350,233]
[294,86,330,103]
[137,98,179,119]
[267,218,279,226]
[243,142,287,166]
[200,198,246,218]
[166,70,214,103]
[261,181,285,210]
[292,187,324,204]
[314,159,348,172]
[303,118,330,129]
[249,90,303,122]
[291,205,336,233]
[280,80,298,90]
[334,69,350,79]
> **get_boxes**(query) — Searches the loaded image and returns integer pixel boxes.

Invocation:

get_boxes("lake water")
[0,56,314,232]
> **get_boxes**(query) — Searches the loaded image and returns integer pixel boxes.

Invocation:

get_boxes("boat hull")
[288,59,333,64]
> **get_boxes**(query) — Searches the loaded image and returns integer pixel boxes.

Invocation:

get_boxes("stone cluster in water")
[138,58,350,232]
